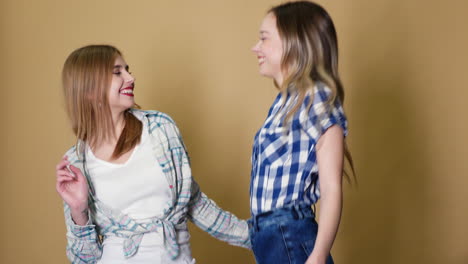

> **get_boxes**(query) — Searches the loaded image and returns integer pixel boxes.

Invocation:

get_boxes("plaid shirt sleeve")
[303,83,348,140]
[187,180,251,249]
[164,117,251,249]
[64,203,102,264]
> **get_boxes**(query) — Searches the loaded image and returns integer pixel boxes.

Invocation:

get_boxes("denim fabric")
[248,203,334,264]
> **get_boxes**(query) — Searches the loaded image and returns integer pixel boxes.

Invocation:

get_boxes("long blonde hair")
[62,45,142,159]
[270,1,356,181]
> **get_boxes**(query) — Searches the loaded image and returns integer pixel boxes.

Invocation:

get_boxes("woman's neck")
[274,72,284,89]
[106,110,126,144]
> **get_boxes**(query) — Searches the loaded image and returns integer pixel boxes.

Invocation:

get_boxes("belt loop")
[293,204,304,219]
[252,214,259,232]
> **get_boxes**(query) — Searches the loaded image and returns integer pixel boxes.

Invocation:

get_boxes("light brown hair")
[62,45,142,159]
[270,1,356,181]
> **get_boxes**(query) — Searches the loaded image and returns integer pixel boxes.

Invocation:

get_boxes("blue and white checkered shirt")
[250,82,348,216]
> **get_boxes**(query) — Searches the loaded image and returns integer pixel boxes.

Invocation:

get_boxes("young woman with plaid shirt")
[55,45,250,264]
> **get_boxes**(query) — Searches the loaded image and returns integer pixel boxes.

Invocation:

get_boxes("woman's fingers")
[55,159,70,171]
[56,169,75,179]
[56,176,74,195]
[68,165,81,175]
[56,172,75,181]
[57,175,75,186]
[69,165,87,183]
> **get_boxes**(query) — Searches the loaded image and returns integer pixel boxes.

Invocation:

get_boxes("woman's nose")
[251,41,260,53]
[125,72,135,83]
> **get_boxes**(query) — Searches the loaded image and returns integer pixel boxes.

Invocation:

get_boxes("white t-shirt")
[86,121,194,263]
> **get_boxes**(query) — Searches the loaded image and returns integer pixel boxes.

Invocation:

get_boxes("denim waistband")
[248,203,315,232]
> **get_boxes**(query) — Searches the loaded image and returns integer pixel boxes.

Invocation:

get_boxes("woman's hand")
[55,156,89,225]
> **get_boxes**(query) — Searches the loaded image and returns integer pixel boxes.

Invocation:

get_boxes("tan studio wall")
[1,0,467,263]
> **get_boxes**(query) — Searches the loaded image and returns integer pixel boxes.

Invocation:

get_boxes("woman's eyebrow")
[113,64,129,70]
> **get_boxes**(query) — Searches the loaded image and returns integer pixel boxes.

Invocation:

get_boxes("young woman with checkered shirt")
[248,2,355,264]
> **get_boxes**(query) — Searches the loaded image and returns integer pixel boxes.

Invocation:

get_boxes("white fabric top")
[86,121,194,263]
[85,121,171,220]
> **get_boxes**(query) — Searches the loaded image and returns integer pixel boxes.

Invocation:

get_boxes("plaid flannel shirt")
[63,109,250,263]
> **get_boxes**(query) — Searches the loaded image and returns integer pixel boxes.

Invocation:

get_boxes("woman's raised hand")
[55,156,90,225]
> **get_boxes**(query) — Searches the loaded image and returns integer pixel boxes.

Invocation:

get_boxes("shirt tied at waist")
[93,201,183,260]
[122,218,179,259]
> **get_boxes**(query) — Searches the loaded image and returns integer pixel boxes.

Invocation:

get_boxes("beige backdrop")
[1,0,467,263]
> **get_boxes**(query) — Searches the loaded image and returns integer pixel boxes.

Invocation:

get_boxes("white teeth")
[120,89,133,94]
[258,57,265,64]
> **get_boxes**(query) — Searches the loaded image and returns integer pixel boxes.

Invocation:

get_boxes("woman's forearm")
[311,185,342,260]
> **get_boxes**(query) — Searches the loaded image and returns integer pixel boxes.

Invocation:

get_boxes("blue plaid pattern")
[250,82,348,215]
[63,109,250,263]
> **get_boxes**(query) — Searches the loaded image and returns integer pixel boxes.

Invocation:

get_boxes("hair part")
[62,44,142,159]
